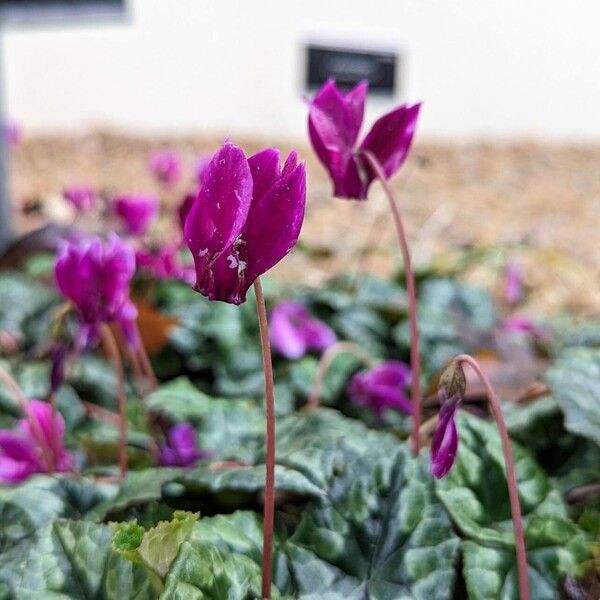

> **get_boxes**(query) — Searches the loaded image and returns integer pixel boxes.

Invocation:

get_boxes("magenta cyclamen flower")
[55,235,138,347]
[430,390,461,478]
[149,150,182,186]
[63,185,97,213]
[269,301,336,359]
[504,261,524,306]
[136,246,194,284]
[308,79,420,200]
[184,142,306,305]
[347,361,412,416]
[0,400,73,483]
[159,423,208,467]
[114,194,159,236]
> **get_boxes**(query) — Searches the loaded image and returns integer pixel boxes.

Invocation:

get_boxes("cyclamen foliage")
[184,142,306,304]
[0,263,593,598]
[308,78,421,199]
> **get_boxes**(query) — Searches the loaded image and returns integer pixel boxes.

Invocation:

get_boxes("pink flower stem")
[306,341,375,411]
[48,391,59,470]
[253,278,275,600]
[133,322,158,392]
[100,325,128,479]
[362,150,423,455]
[126,344,149,397]
[0,364,54,471]
[455,354,530,600]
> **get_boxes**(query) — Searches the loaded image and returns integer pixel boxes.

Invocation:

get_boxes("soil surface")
[7,132,600,316]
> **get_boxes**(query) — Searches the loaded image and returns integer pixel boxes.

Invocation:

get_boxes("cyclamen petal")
[185,143,253,282]
[360,103,421,184]
[184,143,306,305]
[308,80,368,200]
[430,392,461,479]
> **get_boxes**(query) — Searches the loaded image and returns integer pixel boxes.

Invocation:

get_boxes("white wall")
[3,0,600,141]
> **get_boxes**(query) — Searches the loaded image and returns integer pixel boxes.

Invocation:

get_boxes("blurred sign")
[306,44,397,94]
[0,0,125,22]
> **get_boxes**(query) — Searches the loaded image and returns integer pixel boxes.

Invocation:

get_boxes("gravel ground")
[8,132,600,316]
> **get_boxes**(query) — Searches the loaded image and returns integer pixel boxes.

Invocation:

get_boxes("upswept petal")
[343,80,368,136]
[309,79,364,149]
[184,143,253,287]
[243,155,306,281]
[248,148,281,203]
[360,102,421,184]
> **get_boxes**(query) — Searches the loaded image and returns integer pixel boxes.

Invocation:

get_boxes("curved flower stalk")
[184,141,306,598]
[348,360,412,416]
[114,194,159,236]
[149,150,182,186]
[54,234,140,477]
[430,355,530,600]
[307,79,423,453]
[269,301,336,359]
